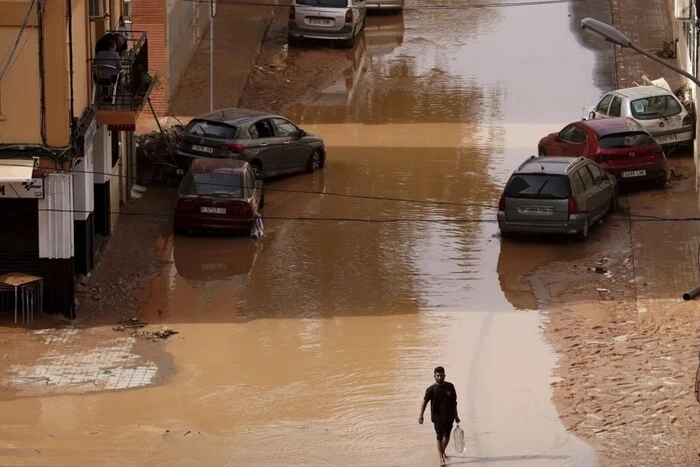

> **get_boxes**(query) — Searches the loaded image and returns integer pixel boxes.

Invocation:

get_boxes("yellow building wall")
[0,26,41,144]
[43,0,70,147]
[71,0,89,118]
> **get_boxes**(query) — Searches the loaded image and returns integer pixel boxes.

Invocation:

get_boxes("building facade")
[0,0,153,318]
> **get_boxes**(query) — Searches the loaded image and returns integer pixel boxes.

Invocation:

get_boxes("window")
[595,94,614,114]
[244,169,255,198]
[111,131,120,167]
[89,0,104,18]
[186,120,239,140]
[586,164,604,184]
[251,119,275,138]
[578,167,594,189]
[503,174,571,200]
[571,172,585,194]
[272,118,298,137]
[569,127,587,144]
[609,96,623,117]
[180,172,244,198]
[630,95,683,119]
[122,0,132,20]
[598,131,656,149]
[558,124,577,142]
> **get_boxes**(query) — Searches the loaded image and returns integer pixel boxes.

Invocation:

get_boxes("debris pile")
[113,317,179,341]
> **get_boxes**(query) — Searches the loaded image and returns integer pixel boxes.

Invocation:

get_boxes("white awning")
[0,159,34,182]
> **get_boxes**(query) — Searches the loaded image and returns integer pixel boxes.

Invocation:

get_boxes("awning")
[0,159,34,182]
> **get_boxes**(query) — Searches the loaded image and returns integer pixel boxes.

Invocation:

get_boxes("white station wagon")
[582,86,694,147]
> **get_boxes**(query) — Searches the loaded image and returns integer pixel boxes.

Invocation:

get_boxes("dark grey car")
[497,156,618,240]
[174,109,326,179]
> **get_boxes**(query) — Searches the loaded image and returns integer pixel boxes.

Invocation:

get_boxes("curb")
[236,8,277,108]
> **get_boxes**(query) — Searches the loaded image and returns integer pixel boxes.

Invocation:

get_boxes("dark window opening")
[186,120,239,140]
[180,172,244,198]
[598,132,656,149]
[504,174,571,200]
[111,130,120,167]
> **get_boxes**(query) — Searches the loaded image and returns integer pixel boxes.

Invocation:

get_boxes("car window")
[180,172,244,198]
[503,174,570,200]
[296,0,348,5]
[586,164,604,184]
[578,167,594,189]
[630,95,683,119]
[271,118,298,137]
[609,97,623,117]
[559,124,577,142]
[252,119,275,138]
[244,169,255,198]
[186,120,238,140]
[570,172,585,195]
[595,94,614,114]
[570,127,587,144]
[598,131,656,148]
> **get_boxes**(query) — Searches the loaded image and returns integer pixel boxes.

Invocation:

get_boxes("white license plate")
[201,207,226,214]
[192,144,213,153]
[621,170,646,178]
[519,207,553,216]
[307,17,332,25]
[655,134,677,144]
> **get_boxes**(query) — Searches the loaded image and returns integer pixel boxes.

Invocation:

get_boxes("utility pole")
[209,0,216,111]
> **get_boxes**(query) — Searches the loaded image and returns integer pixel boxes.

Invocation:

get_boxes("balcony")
[89,31,155,131]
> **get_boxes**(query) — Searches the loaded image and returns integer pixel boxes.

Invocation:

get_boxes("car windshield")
[186,120,239,140]
[504,174,570,200]
[180,172,244,197]
[296,0,348,6]
[598,131,656,149]
[630,95,683,119]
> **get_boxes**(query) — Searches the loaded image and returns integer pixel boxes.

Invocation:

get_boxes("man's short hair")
[434,366,445,374]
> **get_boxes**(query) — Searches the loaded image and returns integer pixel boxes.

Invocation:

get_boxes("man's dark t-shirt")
[424,382,457,423]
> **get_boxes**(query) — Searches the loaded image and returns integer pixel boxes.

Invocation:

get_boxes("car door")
[590,93,614,119]
[248,118,287,176]
[551,124,585,156]
[271,117,309,172]
[566,125,589,157]
[584,163,613,218]
[576,165,597,217]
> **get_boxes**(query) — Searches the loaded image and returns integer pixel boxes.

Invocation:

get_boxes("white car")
[582,86,694,147]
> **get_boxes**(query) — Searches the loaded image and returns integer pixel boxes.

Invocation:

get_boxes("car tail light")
[498,195,505,211]
[345,8,353,23]
[683,114,694,126]
[223,143,244,153]
[230,202,253,217]
[177,198,196,213]
[568,197,580,215]
[289,5,295,20]
[650,147,664,159]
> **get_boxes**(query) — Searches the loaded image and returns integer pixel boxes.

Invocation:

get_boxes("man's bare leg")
[437,438,446,465]
[441,435,451,460]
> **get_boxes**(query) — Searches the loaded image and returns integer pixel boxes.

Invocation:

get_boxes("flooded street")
[0,1,623,465]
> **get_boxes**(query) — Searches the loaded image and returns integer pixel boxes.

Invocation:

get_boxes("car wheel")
[288,34,301,47]
[306,150,322,173]
[538,146,546,156]
[577,217,590,241]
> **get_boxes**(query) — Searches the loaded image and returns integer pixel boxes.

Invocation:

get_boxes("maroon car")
[173,158,264,235]
[538,117,669,187]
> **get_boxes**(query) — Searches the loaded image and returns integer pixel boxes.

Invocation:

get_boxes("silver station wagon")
[288,0,367,48]
[497,156,618,240]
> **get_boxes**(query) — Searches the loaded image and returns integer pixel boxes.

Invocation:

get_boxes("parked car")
[288,0,367,48]
[582,85,694,147]
[497,156,618,239]
[173,109,326,179]
[537,117,669,187]
[173,158,264,235]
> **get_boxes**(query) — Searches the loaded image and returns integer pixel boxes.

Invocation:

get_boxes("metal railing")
[89,30,153,111]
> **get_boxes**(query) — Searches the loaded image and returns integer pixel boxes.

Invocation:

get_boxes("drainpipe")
[67,0,76,147]
[37,0,47,145]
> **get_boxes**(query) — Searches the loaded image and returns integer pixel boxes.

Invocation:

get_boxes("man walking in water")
[419,366,460,466]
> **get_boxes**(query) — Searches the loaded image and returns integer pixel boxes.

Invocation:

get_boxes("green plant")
[655,40,676,59]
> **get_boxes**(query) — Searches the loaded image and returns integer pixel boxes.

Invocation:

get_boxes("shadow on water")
[568,0,616,90]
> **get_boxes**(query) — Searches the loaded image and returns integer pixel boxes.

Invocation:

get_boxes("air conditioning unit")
[675,0,691,21]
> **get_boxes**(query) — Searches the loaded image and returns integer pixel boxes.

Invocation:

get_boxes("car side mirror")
[295,129,306,139]
[588,111,596,120]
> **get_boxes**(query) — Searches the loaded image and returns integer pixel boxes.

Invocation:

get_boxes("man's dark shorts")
[434,422,453,440]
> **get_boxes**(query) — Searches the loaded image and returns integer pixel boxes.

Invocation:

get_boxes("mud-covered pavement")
[1,0,700,466]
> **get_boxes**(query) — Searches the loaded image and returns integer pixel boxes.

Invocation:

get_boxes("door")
[591,93,614,119]
[271,117,309,172]
[248,119,286,176]
[576,165,597,216]
[583,163,613,218]
[551,124,587,156]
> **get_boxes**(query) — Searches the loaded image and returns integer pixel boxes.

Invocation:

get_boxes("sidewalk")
[136,0,276,134]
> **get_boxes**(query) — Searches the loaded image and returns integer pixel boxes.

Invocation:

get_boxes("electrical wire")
[0,0,39,84]
[184,0,587,9]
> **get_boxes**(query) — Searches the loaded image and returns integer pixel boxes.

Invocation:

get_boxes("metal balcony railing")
[89,30,154,111]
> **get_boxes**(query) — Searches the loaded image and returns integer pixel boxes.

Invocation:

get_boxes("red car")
[173,158,264,235]
[537,117,669,186]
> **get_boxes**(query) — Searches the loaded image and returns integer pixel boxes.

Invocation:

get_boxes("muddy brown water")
[1,1,618,465]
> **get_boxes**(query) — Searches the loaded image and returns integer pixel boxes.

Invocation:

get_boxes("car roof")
[189,157,248,173]
[581,117,643,136]
[515,156,584,175]
[612,85,673,99]
[192,108,278,126]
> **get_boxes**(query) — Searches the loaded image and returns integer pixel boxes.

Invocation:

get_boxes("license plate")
[621,170,646,178]
[201,207,226,214]
[519,207,553,216]
[192,144,213,153]
[655,134,677,144]
[307,17,332,25]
